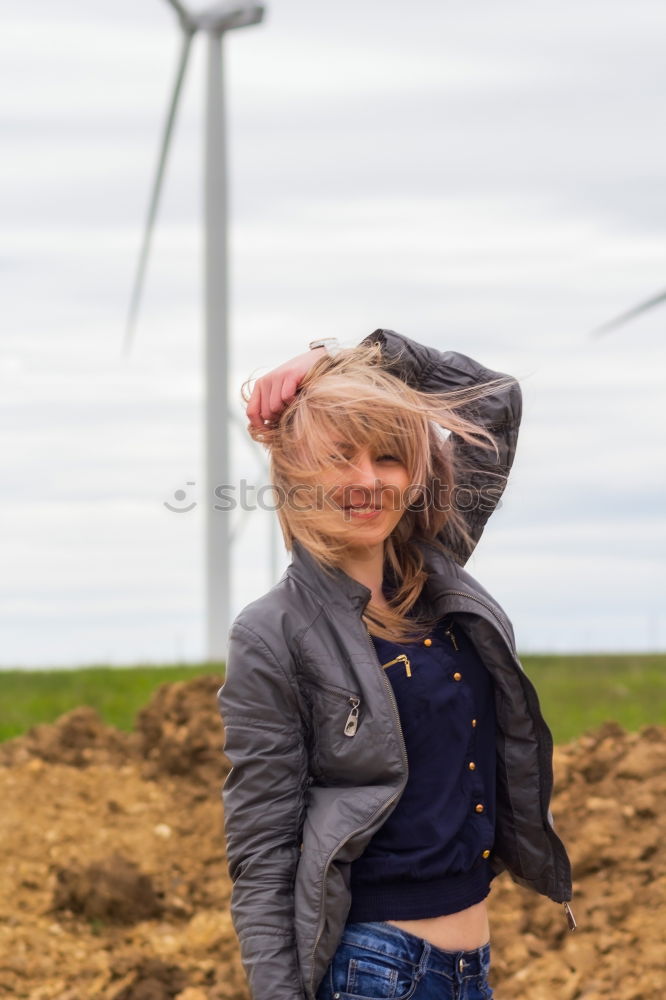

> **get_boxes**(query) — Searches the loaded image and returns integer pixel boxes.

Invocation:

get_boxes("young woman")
[217,329,574,1000]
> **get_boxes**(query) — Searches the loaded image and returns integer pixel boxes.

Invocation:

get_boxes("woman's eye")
[325,451,400,463]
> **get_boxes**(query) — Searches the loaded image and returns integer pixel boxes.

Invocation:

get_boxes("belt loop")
[417,940,431,980]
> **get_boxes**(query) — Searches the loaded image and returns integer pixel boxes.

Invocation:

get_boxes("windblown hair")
[241,339,517,644]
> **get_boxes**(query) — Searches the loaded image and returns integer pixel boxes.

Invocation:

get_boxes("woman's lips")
[342,506,382,519]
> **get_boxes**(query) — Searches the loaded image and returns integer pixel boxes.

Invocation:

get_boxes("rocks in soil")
[51,852,164,924]
[110,957,188,1000]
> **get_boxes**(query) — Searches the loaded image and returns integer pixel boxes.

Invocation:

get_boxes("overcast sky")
[1,0,665,667]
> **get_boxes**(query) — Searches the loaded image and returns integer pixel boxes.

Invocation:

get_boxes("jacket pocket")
[299,677,364,781]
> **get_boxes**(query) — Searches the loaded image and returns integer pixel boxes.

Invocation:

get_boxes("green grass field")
[0,654,663,745]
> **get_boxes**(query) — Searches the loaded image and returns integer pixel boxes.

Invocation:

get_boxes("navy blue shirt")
[348,613,498,921]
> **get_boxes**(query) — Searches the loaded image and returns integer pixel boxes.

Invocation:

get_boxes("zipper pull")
[562,901,577,931]
[344,697,361,737]
[380,653,412,678]
[444,623,459,651]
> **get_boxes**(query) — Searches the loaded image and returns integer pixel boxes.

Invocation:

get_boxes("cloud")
[1,0,665,665]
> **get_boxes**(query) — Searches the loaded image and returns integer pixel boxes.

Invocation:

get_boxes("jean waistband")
[341,921,491,979]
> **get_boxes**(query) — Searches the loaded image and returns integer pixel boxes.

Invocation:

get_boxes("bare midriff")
[385,899,490,951]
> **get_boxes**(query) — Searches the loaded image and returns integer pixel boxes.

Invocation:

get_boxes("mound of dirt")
[0,677,664,999]
[134,674,228,786]
[0,674,228,786]
[0,705,136,768]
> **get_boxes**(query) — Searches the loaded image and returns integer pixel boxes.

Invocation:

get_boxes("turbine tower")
[124,0,266,664]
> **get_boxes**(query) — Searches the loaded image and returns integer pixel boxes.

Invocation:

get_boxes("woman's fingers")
[279,373,299,407]
[259,381,275,426]
[245,382,264,429]
[269,378,287,418]
[246,350,326,429]
[265,374,299,424]
[246,377,287,429]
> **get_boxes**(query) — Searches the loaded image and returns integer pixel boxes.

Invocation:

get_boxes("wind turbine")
[123,0,267,664]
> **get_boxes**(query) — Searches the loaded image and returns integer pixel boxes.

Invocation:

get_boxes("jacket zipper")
[309,623,410,996]
[344,697,361,736]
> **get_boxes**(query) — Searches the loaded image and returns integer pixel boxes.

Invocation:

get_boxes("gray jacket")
[217,329,574,1000]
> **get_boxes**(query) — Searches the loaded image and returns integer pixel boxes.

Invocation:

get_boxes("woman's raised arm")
[361,328,523,567]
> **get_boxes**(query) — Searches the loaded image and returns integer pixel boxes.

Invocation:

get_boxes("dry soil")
[0,675,664,1000]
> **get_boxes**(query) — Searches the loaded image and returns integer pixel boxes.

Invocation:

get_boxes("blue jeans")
[315,921,494,1000]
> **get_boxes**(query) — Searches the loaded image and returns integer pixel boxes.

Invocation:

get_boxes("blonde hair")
[241,339,517,644]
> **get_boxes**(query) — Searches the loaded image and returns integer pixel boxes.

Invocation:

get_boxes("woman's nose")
[343,453,381,499]
[356,452,375,475]
[347,451,378,480]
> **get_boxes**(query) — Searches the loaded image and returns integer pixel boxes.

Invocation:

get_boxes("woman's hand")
[246,347,327,430]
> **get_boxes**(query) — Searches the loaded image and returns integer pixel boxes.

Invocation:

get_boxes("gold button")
[423,637,432,646]
[475,803,484,813]
[453,672,462,681]
[482,849,491,859]
[471,718,477,727]
[468,761,476,771]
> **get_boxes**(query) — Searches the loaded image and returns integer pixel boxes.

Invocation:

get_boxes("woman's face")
[318,442,412,541]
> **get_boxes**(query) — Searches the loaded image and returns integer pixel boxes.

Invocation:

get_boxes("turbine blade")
[122,28,194,358]
[590,288,666,338]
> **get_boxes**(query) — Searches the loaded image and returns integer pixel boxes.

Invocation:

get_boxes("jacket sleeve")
[217,617,309,1000]
[361,327,523,566]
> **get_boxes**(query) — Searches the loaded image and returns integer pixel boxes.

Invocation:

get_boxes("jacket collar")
[288,537,372,613]
[287,536,461,615]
